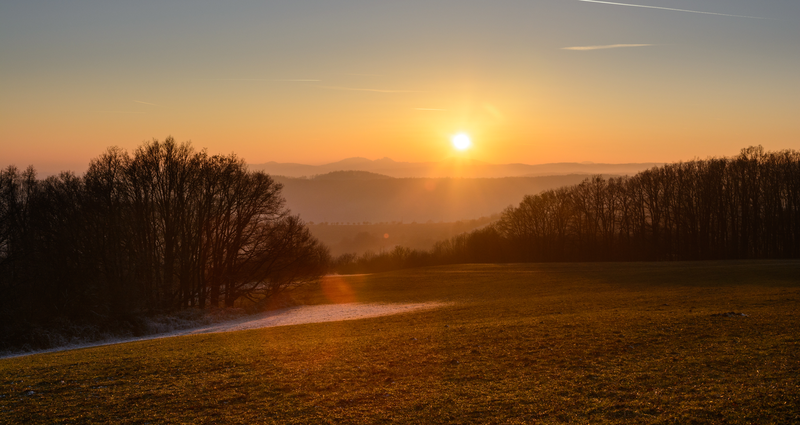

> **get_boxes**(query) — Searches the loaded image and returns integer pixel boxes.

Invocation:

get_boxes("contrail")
[578,0,772,20]
[318,86,422,93]
[134,100,160,106]
[190,78,321,82]
[96,111,148,114]
[563,43,653,51]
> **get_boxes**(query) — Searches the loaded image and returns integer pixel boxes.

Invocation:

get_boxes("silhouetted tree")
[0,138,329,351]
[334,146,800,273]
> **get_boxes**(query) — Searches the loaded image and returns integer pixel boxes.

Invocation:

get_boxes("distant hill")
[252,157,662,179]
[307,217,498,257]
[272,174,603,223]
[310,171,393,180]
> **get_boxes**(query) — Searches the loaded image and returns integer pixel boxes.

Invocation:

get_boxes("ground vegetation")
[1,261,798,423]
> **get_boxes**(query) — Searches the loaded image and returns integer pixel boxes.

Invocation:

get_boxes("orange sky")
[1,1,798,175]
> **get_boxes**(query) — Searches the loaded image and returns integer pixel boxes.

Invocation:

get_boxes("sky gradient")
[1,0,798,174]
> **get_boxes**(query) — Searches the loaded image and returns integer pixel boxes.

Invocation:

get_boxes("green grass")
[2,261,799,424]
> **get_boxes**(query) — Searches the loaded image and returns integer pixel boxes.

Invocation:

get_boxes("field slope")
[2,261,799,424]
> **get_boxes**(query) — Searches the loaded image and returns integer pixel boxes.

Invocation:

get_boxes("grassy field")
[2,261,799,424]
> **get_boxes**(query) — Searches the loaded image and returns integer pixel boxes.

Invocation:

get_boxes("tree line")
[0,138,328,349]
[334,146,800,273]
[3,143,797,349]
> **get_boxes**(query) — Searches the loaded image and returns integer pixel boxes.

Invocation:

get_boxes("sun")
[451,133,472,151]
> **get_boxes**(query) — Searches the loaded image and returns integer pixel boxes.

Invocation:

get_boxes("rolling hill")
[273,173,599,224]
[252,157,662,179]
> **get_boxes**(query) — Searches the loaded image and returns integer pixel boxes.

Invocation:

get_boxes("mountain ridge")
[251,157,663,179]
[272,174,609,223]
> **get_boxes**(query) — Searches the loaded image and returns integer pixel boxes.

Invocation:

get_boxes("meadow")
[1,261,799,424]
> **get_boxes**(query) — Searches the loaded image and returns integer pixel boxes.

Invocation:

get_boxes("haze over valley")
[273,171,604,223]
[261,159,663,255]
[274,170,604,255]
[252,157,663,179]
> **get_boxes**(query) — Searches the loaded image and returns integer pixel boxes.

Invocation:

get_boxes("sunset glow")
[452,133,472,151]
[0,2,797,175]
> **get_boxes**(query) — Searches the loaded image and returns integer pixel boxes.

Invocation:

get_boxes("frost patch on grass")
[0,302,448,360]
[711,312,748,318]
[0,308,249,360]
[181,302,447,335]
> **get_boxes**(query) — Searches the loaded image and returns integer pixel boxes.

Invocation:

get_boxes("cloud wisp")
[96,110,148,114]
[134,100,161,106]
[190,78,321,82]
[318,86,422,93]
[414,108,446,111]
[563,43,654,51]
[578,0,773,20]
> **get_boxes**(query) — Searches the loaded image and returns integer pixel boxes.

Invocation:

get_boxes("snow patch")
[1,302,448,360]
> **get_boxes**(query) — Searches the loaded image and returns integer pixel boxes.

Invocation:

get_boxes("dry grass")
[2,261,799,424]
